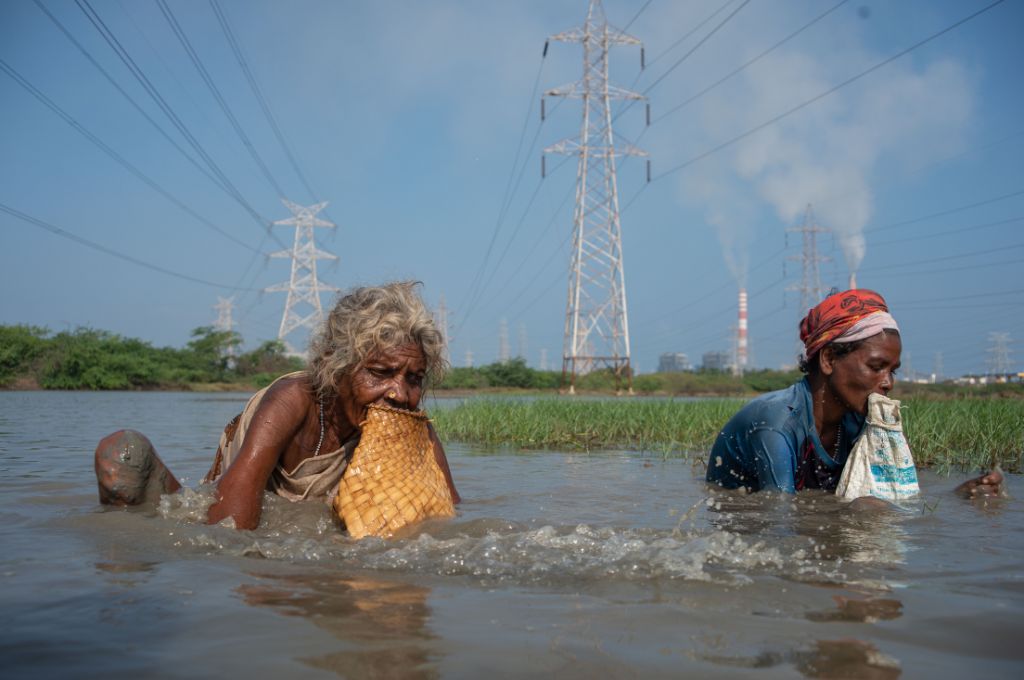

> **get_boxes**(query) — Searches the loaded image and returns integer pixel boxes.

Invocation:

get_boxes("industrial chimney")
[736,288,748,375]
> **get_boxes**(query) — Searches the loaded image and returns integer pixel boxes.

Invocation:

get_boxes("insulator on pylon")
[640,47,645,70]
[541,97,546,121]
[542,155,546,178]
[645,103,650,126]
[646,160,651,183]
[543,40,549,58]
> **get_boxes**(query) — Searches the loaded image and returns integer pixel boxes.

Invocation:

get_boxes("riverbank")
[7,377,1023,400]
[430,397,1024,473]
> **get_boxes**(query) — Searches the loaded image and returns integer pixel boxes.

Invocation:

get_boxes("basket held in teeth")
[333,403,454,538]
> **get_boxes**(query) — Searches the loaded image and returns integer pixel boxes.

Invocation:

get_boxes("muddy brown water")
[1,391,1021,678]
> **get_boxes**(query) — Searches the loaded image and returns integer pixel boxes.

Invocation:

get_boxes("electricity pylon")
[786,204,831,317]
[498,318,510,363]
[266,199,339,351]
[212,295,236,356]
[543,0,647,394]
[213,296,235,332]
[434,294,450,365]
[987,332,1012,376]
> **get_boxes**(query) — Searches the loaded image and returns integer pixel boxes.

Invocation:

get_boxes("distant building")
[657,352,691,373]
[701,351,732,372]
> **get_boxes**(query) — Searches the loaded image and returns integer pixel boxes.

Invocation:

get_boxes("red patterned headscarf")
[799,289,896,359]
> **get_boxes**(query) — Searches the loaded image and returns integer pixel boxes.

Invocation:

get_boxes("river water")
[1,391,1021,678]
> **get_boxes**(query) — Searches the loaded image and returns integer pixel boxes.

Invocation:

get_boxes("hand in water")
[955,468,1005,499]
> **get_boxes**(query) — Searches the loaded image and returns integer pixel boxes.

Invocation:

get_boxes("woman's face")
[335,343,427,426]
[823,331,902,415]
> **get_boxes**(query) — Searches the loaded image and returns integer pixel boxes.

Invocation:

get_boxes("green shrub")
[0,324,49,385]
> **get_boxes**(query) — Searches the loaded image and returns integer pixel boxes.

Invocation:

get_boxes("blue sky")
[1,0,1021,379]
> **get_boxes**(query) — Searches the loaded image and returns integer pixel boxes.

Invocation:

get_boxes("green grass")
[431,396,1024,472]
[431,398,746,458]
[901,398,1024,473]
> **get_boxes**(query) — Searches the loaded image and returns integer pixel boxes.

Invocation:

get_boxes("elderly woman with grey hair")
[94,282,459,530]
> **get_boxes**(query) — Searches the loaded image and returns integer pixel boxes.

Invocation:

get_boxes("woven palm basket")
[333,404,454,539]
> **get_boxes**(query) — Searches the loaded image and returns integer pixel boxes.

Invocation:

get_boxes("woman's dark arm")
[207,383,306,529]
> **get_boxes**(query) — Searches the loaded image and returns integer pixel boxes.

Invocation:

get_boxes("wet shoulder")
[731,382,804,432]
[261,371,315,411]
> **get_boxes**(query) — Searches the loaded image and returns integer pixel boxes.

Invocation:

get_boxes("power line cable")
[870,215,1024,247]
[156,0,286,199]
[859,241,1024,272]
[899,301,1024,312]
[652,0,1007,181]
[32,0,237,202]
[209,0,321,204]
[645,0,738,69]
[626,185,1017,339]
[480,183,576,315]
[0,202,256,290]
[612,0,750,126]
[861,255,1024,279]
[613,0,736,123]
[865,187,1024,233]
[487,203,576,328]
[641,0,752,95]
[463,156,572,325]
[631,245,787,329]
[652,0,850,124]
[204,0,342,306]
[455,49,549,327]
[457,229,573,349]
[0,57,264,255]
[645,273,786,348]
[75,0,280,241]
[622,0,654,32]
[898,287,1024,305]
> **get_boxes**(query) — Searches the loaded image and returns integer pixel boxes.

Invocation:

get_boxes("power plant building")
[658,352,692,373]
[702,351,733,372]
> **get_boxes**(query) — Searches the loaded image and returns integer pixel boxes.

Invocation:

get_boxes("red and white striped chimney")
[737,288,748,370]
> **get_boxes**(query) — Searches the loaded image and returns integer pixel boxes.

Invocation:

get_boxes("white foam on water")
[153,487,847,586]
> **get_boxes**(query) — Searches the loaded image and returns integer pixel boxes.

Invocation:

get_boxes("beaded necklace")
[312,397,325,457]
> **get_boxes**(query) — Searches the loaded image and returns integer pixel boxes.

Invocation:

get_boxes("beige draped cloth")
[202,372,354,503]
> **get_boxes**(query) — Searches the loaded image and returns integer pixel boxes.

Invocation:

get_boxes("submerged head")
[798,288,902,414]
[309,282,447,421]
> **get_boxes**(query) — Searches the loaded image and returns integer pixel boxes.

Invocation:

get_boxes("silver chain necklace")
[312,397,325,457]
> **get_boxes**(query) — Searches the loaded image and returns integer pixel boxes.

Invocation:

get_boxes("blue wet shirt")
[706,378,865,493]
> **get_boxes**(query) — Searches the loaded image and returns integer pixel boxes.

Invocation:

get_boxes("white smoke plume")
[668,10,974,283]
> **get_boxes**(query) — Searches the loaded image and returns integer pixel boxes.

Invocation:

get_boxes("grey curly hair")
[308,281,447,400]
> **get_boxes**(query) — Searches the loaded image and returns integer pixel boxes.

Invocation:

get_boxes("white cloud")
[664,6,975,280]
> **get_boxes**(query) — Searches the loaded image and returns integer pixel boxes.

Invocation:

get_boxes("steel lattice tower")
[543,0,646,394]
[213,296,235,332]
[498,318,510,364]
[786,203,832,314]
[434,294,451,365]
[986,332,1012,376]
[212,295,236,357]
[266,199,339,350]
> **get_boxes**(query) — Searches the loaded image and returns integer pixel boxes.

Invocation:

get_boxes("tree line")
[0,322,805,394]
[0,324,302,390]
[439,357,802,394]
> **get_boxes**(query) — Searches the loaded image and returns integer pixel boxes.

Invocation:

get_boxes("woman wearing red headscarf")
[706,289,1002,499]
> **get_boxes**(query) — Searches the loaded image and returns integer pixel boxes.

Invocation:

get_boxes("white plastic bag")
[835,392,919,502]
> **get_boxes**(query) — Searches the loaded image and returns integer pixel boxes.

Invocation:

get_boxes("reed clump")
[901,397,1024,473]
[431,397,1024,472]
